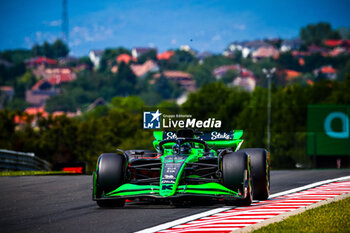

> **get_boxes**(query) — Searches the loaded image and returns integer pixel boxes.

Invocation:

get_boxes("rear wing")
[153,130,244,151]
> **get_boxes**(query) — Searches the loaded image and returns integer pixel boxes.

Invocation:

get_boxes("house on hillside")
[25,57,57,68]
[313,66,337,80]
[14,106,80,126]
[196,51,213,64]
[212,65,242,79]
[324,39,350,49]
[212,64,254,79]
[153,71,196,92]
[308,44,328,54]
[232,76,257,92]
[116,53,135,64]
[58,56,78,65]
[132,47,157,59]
[227,40,272,58]
[284,70,302,82]
[157,51,175,60]
[130,60,159,78]
[280,39,303,52]
[26,80,59,106]
[252,46,279,61]
[33,67,77,82]
[0,86,14,101]
[89,50,103,68]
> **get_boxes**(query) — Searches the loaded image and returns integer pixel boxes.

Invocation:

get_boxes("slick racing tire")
[96,153,126,208]
[239,148,270,200]
[222,151,252,206]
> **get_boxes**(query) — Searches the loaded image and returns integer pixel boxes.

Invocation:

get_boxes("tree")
[51,39,69,58]
[31,39,69,58]
[112,62,137,96]
[221,70,238,84]
[0,109,16,149]
[277,52,301,71]
[337,26,350,39]
[42,41,53,58]
[186,64,215,87]
[99,47,131,72]
[137,50,157,64]
[300,22,341,45]
[45,95,77,113]
[161,50,198,70]
[153,74,175,99]
[111,96,144,113]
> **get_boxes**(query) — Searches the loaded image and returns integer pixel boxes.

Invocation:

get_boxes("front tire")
[95,153,126,207]
[239,148,270,200]
[222,151,252,206]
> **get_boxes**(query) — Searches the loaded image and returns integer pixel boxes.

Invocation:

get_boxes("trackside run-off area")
[137,177,350,233]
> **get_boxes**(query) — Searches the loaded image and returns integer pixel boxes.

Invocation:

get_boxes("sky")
[0,0,349,56]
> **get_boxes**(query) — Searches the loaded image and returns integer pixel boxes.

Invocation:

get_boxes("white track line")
[135,175,350,233]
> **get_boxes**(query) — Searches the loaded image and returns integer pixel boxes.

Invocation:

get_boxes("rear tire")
[95,153,126,208]
[222,152,252,206]
[239,148,270,200]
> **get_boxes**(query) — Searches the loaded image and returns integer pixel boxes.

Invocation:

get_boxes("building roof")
[0,86,14,92]
[31,68,76,89]
[31,80,52,91]
[252,46,279,59]
[154,71,193,79]
[116,53,135,64]
[212,65,242,77]
[24,106,48,117]
[321,66,336,73]
[196,51,213,60]
[153,70,196,92]
[308,44,327,53]
[25,57,57,66]
[46,73,76,85]
[229,40,271,51]
[281,39,303,46]
[232,76,256,92]
[324,40,343,47]
[90,50,104,56]
[323,40,350,47]
[132,47,157,58]
[130,60,158,77]
[329,47,346,57]
[285,70,301,81]
[157,51,175,60]
[292,51,311,57]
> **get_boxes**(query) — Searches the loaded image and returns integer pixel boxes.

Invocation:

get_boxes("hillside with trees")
[0,22,349,170]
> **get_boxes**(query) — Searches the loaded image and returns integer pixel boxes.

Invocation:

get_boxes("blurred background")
[0,0,349,172]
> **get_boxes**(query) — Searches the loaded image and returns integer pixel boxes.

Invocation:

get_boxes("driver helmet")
[180,143,192,154]
[172,144,180,154]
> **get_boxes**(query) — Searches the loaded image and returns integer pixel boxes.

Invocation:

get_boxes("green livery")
[93,129,270,207]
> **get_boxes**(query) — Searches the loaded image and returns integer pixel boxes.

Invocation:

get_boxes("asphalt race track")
[1,169,349,233]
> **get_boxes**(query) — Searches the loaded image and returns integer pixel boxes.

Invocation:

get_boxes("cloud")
[171,39,177,45]
[70,24,114,46]
[233,24,246,30]
[43,19,62,27]
[211,34,222,41]
[23,31,59,49]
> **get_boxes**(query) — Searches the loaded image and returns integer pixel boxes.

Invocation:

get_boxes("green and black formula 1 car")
[92,129,270,207]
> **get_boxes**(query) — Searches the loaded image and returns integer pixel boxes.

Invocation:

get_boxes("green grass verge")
[0,170,72,176]
[252,197,350,233]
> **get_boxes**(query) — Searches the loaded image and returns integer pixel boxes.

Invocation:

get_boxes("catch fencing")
[0,149,51,171]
